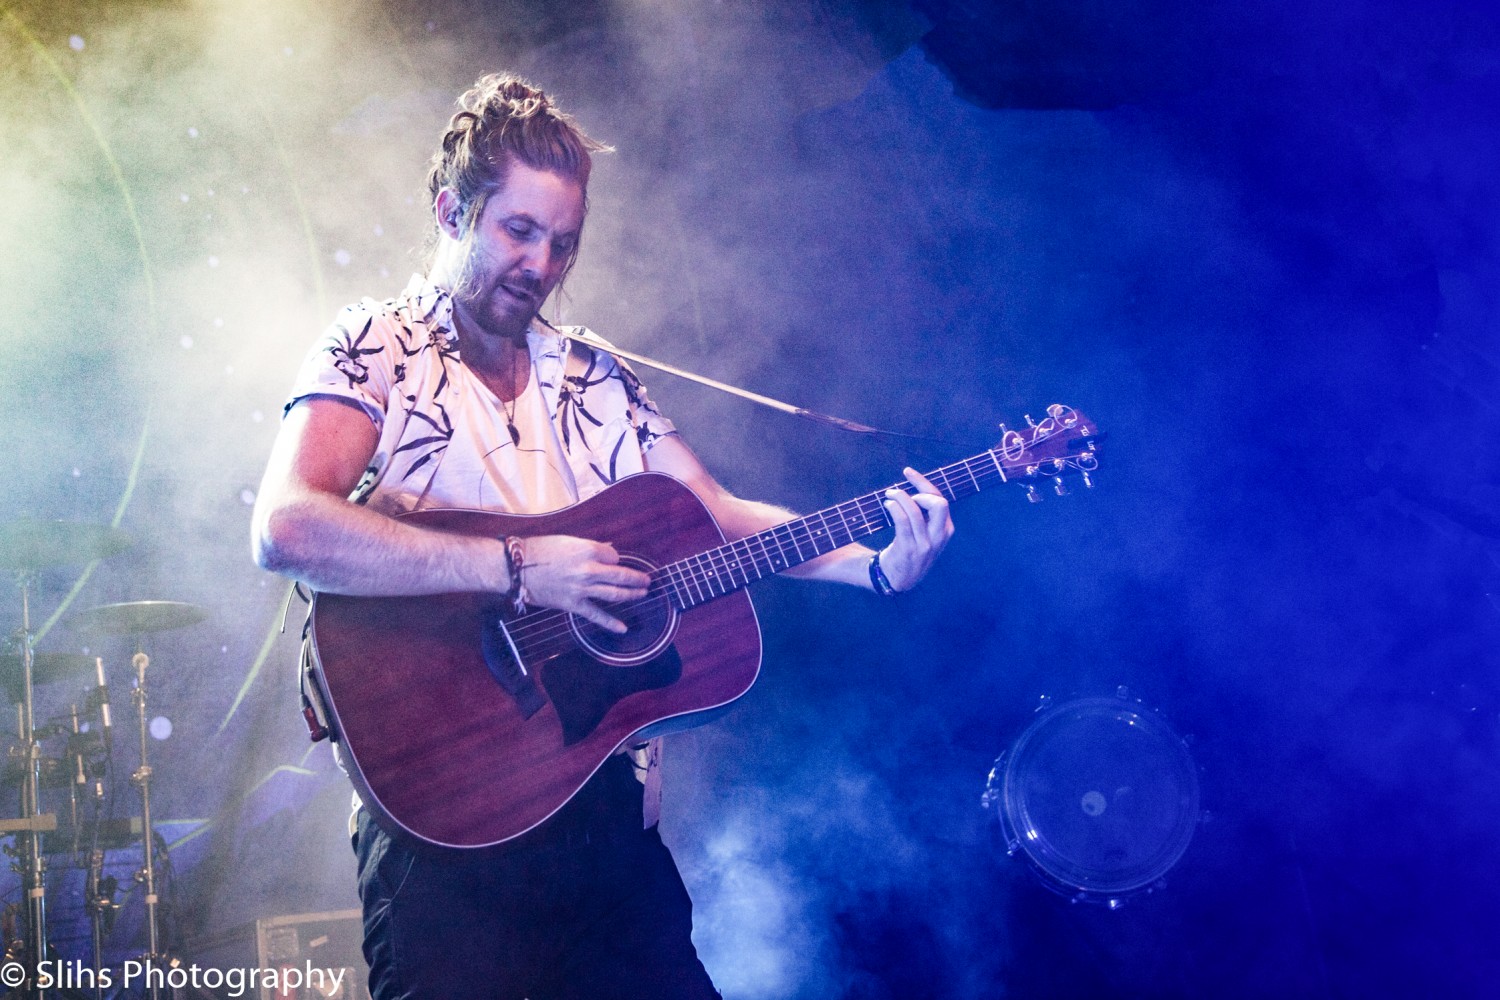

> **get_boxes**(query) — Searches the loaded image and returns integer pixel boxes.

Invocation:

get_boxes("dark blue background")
[2,0,1496,995]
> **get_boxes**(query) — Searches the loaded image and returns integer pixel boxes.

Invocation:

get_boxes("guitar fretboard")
[655,449,1009,609]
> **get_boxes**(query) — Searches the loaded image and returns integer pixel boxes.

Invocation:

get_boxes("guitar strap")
[541,317,942,443]
[284,582,333,744]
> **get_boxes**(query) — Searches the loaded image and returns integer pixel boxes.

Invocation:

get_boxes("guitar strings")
[500,435,1080,654]
[501,484,912,656]
[501,452,1023,656]
[502,422,1091,656]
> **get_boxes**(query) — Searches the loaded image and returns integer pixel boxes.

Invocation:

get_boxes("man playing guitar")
[251,73,953,1000]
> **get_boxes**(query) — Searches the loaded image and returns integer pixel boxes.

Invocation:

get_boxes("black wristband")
[868,552,898,597]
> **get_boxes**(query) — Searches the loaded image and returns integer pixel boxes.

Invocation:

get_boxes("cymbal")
[0,520,132,572]
[68,600,207,636]
[0,653,100,703]
[0,652,99,685]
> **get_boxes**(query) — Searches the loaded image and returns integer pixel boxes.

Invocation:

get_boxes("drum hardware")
[0,524,132,1000]
[51,757,123,1000]
[2,903,21,965]
[0,696,109,994]
[0,814,59,836]
[67,707,87,835]
[65,601,207,638]
[3,718,107,778]
[983,688,1202,909]
[9,581,55,999]
[39,818,142,857]
[0,521,133,575]
[84,848,118,1000]
[0,655,103,707]
[128,650,165,1000]
[69,600,206,1000]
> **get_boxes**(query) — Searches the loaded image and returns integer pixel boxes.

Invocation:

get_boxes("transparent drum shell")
[987,697,1200,905]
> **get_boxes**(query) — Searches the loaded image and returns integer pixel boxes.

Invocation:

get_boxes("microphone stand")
[83,846,113,1000]
[130,649,162,1000]
[82,662,113,1000]
[8,571,53,1000]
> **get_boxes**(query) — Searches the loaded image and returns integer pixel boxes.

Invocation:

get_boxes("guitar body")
[306,403,1101,850]
[309,473,761,849]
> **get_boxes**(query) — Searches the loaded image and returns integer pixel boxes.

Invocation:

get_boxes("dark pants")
[353,756,721,1000]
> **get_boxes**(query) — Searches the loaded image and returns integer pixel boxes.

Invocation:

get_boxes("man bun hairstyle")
[425,74,610,265]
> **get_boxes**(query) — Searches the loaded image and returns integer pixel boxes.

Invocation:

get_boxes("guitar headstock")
[993,404,1101,501]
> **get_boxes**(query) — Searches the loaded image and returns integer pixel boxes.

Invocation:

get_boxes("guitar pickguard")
[541,645,683,745]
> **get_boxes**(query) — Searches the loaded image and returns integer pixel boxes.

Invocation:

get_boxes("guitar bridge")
[479,606,547,719]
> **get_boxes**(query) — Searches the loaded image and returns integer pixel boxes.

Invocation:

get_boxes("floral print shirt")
[287,274,676,517]
[286,274,677,827]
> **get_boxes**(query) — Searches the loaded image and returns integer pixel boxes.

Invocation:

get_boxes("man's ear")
[435,188,463,237]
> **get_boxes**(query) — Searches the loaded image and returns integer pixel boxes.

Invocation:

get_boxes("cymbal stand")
[84,848,115,1000]
[130,648,163,1000]
[10,571,52,999]
[78,695,112,1000]
[68,704,85,836]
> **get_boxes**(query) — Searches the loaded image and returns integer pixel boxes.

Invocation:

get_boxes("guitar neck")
[657,450,1005,609]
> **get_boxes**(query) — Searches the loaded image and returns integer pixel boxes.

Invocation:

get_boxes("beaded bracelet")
[504,535,530,615]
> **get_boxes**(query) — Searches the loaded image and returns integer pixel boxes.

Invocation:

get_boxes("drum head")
[994,697,1200,902]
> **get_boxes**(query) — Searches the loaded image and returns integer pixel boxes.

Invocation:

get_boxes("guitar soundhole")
[569,555,678,666]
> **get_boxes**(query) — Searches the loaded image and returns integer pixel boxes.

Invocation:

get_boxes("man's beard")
[451,247,541,343]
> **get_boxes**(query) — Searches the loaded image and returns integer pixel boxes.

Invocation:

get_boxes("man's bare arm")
[251,397,648,630]
[643,435,953,592]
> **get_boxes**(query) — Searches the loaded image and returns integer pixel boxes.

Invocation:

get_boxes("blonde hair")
[423,74,610,274]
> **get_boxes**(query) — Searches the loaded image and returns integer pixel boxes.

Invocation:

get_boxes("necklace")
[499,345,527,447]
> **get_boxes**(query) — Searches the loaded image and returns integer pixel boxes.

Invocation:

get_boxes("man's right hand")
[256,400,651,626]
[519,535,651,634]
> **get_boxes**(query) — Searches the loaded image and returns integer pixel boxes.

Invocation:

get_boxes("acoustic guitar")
[308,403,1099,848]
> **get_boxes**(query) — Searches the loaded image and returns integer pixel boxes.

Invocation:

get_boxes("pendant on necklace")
[501,347,525,448]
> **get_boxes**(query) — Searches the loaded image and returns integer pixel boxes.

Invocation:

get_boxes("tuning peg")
[1025,484,1043,503]
[1024,413,1038,428]
[997,422,1008,437]
[1053,476,1069,496]
[1081,470,1094,488]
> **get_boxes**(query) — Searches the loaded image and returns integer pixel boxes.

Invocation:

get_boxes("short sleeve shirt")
[285,274,676,516]
[285,274,676,826]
